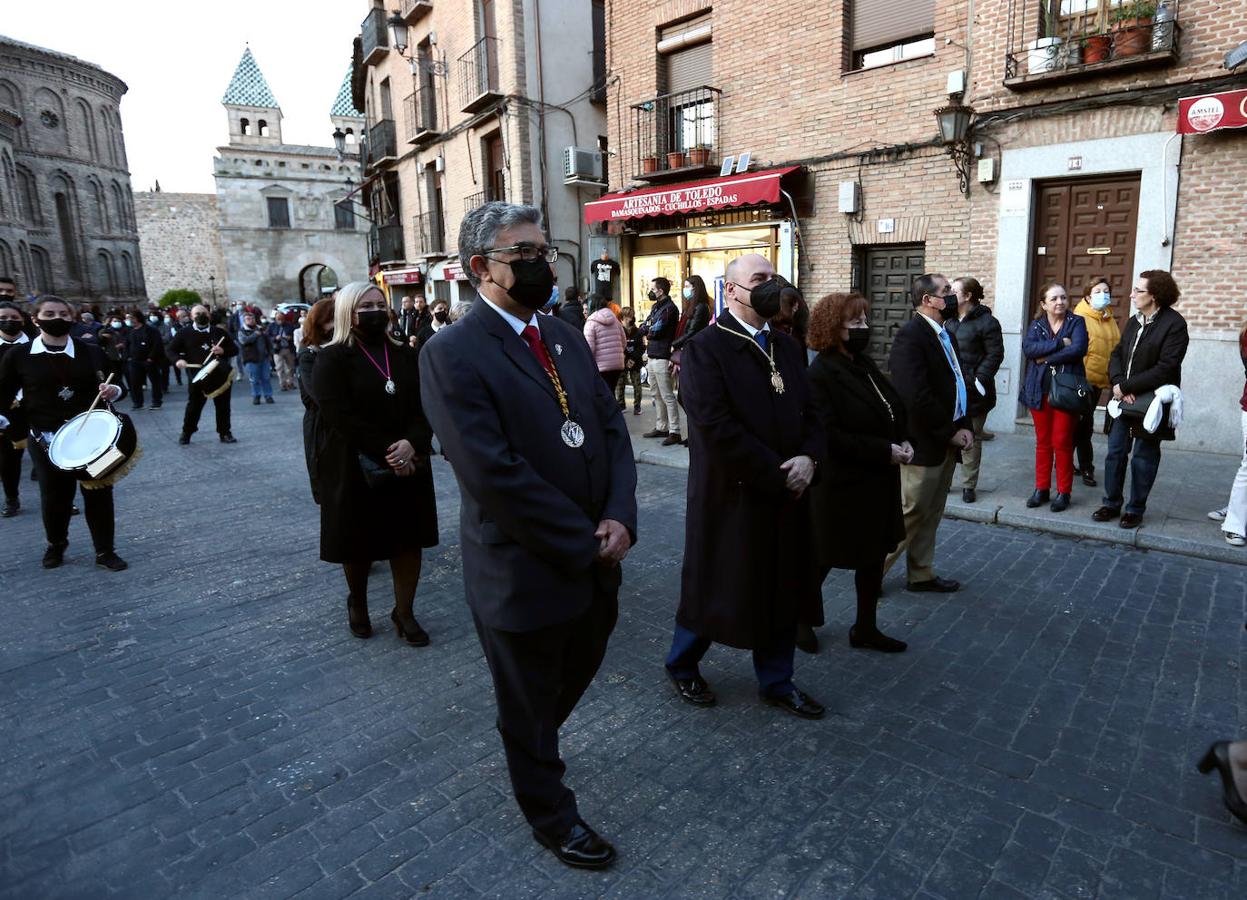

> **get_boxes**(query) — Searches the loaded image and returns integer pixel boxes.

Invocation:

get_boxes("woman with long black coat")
[800,292,912,654]
[310,282,438,645]
[296,297,335,505]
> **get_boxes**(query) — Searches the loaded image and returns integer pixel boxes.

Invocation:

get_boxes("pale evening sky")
[4,0,364,193]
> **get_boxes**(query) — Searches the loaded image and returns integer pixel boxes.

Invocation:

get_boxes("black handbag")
[1116,391,1156,419]
[357,452,396,489]
[1047,366,1096,414]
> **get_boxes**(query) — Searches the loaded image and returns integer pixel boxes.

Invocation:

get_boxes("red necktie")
[521,325,554,376]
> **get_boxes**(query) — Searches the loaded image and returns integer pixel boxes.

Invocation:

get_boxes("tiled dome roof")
[222,47,278,108]
[330,66,363,117]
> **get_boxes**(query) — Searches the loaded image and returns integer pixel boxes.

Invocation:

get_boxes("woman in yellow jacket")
[1072,277,1121,487]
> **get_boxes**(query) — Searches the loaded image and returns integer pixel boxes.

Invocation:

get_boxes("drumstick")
[186,336,226,369]
[75,374,115,435]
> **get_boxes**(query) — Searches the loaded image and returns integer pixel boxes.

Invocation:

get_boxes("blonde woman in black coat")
[800,292,913,654]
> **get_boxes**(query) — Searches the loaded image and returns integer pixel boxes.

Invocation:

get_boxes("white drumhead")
[193,360,218,383]
[50,411,122,469]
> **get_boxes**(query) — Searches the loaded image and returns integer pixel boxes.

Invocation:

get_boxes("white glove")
[0,414,9,431]
[975,378,987,397]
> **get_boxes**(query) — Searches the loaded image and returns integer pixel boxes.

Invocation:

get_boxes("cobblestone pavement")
[2,383,1246,899]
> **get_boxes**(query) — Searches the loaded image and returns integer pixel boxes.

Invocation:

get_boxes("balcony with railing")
[364,119,398,170]
[403,87,439,144]
[361,7,390,67]
[368,220,405,266]
[631,86,721,183]
[458,37,503,114]
[413,211,445,256]
[399,0,433,24]
[463,191,486,214]
[1004,0,1180,90]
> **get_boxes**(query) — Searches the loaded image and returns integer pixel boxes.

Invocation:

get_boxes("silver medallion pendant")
[384,379,397,395]
[560,419,585,448]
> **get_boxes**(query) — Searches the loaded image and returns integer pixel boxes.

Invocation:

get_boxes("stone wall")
[133,192,227,305]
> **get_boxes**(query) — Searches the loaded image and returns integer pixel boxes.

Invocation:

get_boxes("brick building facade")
[132,192,227,304]
[598,0,1246,453]
[352,0,607,308]
[0,35,144,304]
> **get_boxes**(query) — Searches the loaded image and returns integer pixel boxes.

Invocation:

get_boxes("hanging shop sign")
[381,267,422,286]
[1177,89,1247,134]
[584,167,800,224]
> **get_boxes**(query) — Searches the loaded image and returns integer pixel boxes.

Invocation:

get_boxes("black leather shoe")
[265,396,274,404]
[391,610,430,646]
[795,623,818,654]
[1026,489,1050,508]
[178,433,191,445]
[1091,506,1119,522]
[1,498,18,518]
[1198,742,1247,826]
[849,626,908,653]
[962,488,976,503]
[762,687,825,720]
[42,543,66,569]
[95,551,128,572]
[661,434,682,446]
[667,671,716,706]
[149,403,162,410]
[641,429,669,439]
[1050,493,1071,512]
[347,596,371,639]
[219,432,238,444]
[1081,469,1097,487]
[533,820,616,869]
[70,504,79,516]
[1120,512,1143,529]
[907,576,960,593]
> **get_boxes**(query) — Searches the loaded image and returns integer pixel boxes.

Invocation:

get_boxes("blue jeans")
[245,360,272,399]
[665,622,795,698]
[1101,416,1163,515]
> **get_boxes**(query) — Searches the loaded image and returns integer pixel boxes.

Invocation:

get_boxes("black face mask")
[845,326,871,355]
[934,292,958,321]
[355,309,390,337]
[37,318,73,338]
[505,257,556,311]
[194,313,210,327]
[745,278,783,319]
[0,320,22,336]
[433,309,448,324]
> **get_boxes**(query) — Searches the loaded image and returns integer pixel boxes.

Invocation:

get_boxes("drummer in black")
[0,301,34,518]
[166,304,238,445]
[0,296,129,570]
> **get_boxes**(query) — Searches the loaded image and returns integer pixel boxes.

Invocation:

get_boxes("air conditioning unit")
[563,147,605,186]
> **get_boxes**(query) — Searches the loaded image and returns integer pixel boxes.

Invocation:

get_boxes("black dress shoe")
[1050,493,1071,512]
[1,498,18,518]
[178,433,191,445]
[667,671,716,706]
[347,596,371,639]
[641,429,669,439]
[1198,742,1247,826]
[390,610,430,646]
[533,820,616,869]
[1119,512,1143,529]
[1026,489,1050,508]
[252,397,261,405]
[95,551,128,572]
[219,432,238,443]
[70,504,80,516]
[42,543,66,569]
[265,396,274,404]
[661,433,683,446]
[907,576,960,593]
[1081,469,1097,487]
[795,623,818,654]
[762,687,825,720]
[962,488,976,503]
[149,403,162,410]
[849,626,908,653]
[1091,506,1119,522]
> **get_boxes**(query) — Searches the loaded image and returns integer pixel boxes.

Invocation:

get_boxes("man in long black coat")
[420,202,637,870]
[665,253,826,719]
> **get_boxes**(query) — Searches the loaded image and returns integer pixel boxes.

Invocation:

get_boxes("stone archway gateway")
[298,263,338,302]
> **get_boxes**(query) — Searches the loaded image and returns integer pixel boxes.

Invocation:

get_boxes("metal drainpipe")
[533,0,552,243]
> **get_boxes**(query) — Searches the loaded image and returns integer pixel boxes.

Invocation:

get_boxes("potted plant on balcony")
[1026,4,1064,74]
[666,150,687,169]
[1083,0,1113,65]
[688,144,712,166]
[1111,1,1156,58]
[641,154,660,174]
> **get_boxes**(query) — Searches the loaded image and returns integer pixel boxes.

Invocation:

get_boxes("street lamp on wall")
[934,100,975,196]
[332,127,346,161]
[388,13,409,56]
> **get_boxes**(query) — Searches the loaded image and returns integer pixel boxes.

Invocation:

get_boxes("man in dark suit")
[885,273,974,592]
[395,294,428,347]
[665,253,825,719]
[420,202,637,870]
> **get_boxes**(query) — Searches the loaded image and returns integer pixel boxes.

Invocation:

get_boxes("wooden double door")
[862,244,925,371]
[1030,174,1140,330]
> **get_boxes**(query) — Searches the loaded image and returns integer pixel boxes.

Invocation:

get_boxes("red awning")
[584,166,799,224]
[1178,89,1247,134]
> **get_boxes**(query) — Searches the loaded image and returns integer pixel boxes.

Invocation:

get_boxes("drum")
[48,409,141,489]
[192,357,234,399]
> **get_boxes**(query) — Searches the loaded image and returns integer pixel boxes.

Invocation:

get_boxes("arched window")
[88,177,109,232]
[96,107,114,165]
[0,80,22,148]
[75,99,98,158]
[95,249,117,295]
[1,151,15,216]
[240,117,251,136]
[30,246,54,295]
[0,240,13,281]
[15,166,40,226]
[344,127,356,144]
[50,173,82,283]
[258,119,269,136]
[118,251,134,295]
[109,181,128,231]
